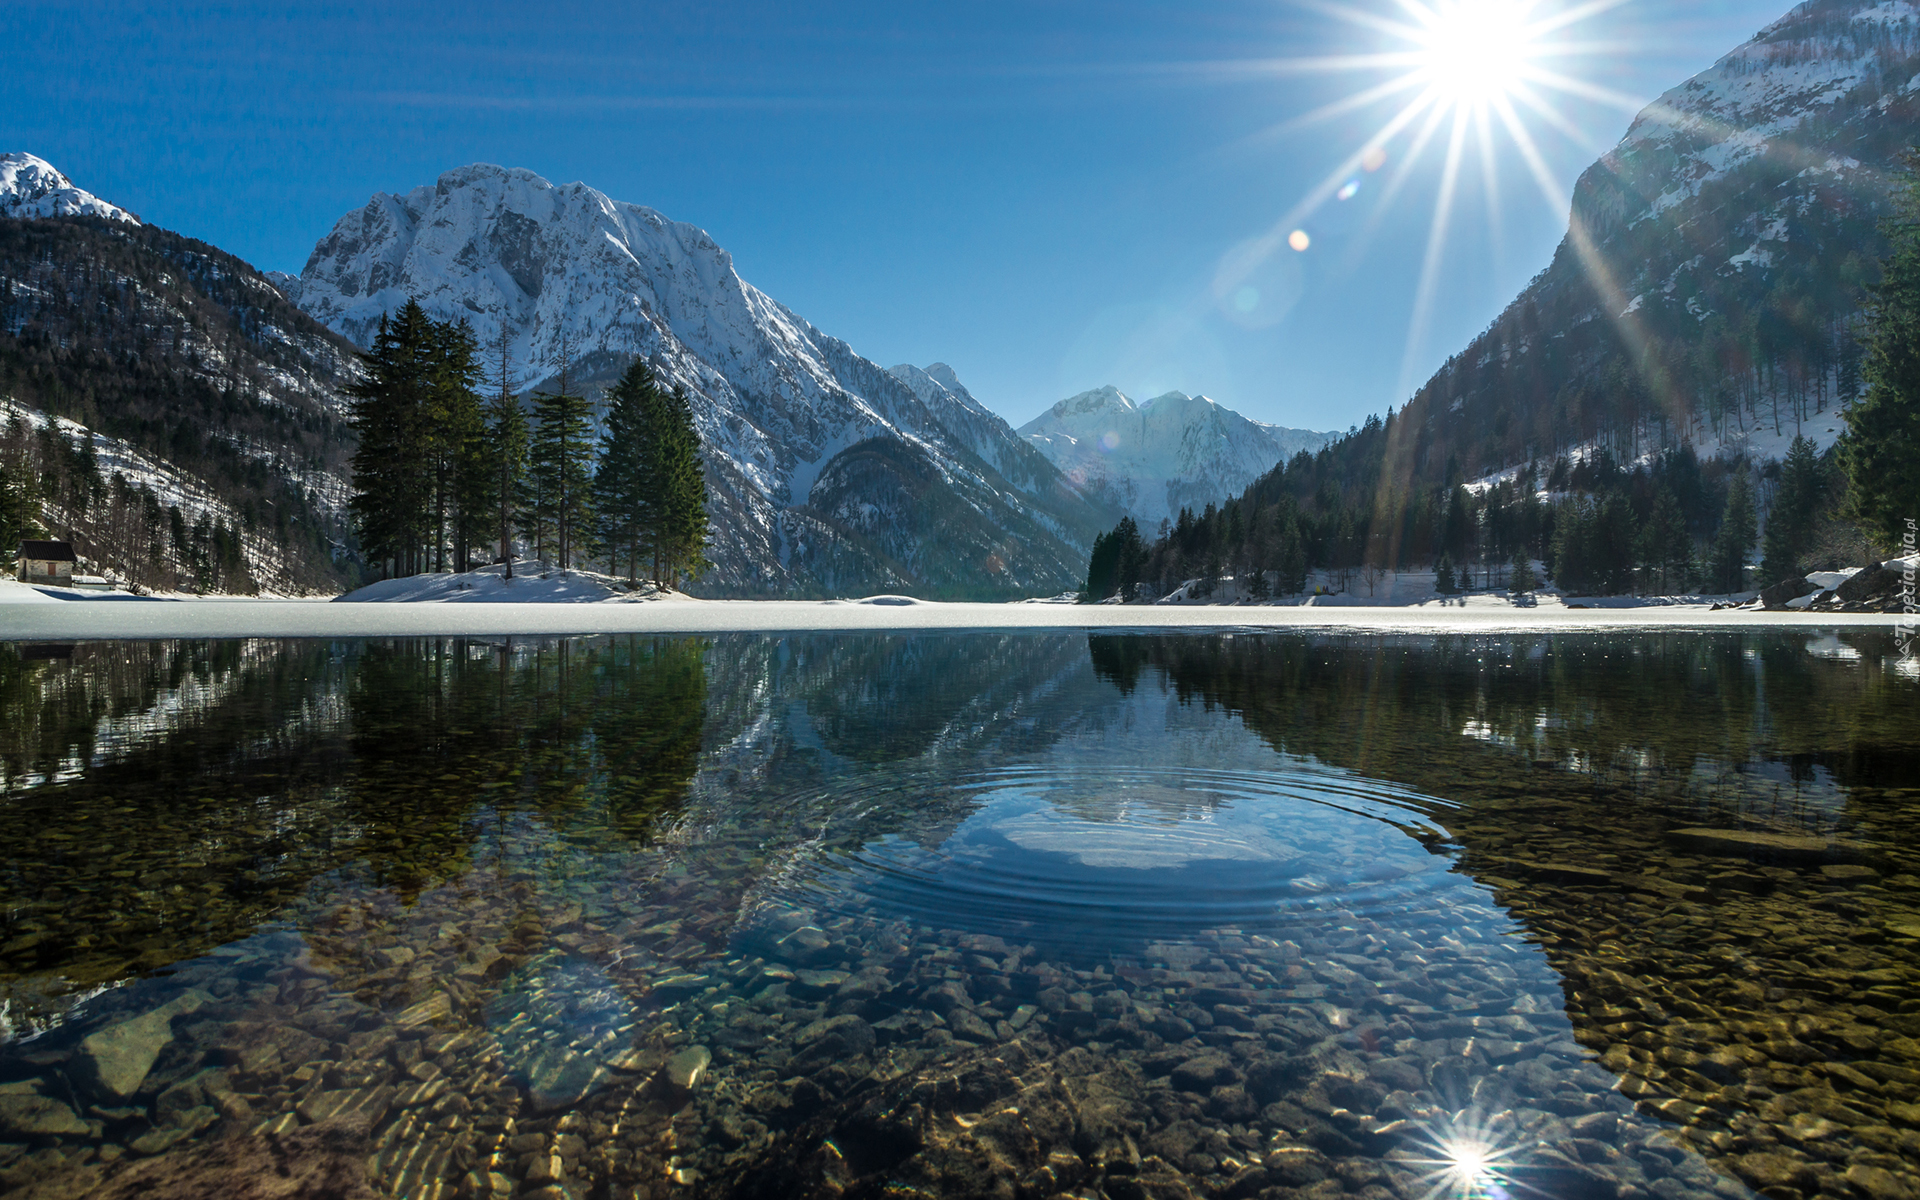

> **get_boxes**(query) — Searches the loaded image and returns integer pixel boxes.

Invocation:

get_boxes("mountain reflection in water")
[0,630,1912,1200]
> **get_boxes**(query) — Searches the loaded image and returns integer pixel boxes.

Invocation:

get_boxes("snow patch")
[334,561,691,604]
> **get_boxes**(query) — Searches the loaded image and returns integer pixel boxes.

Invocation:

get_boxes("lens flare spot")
[1337,180,1361,201]
[1361,145,1387,172]
[1100,431,1120,452]
[1233,285,1260,313]
[1288,230,1312,252]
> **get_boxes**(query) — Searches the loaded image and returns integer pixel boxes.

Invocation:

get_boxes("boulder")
[1170,1053,1240,1093]
[72,990,208,1102]
[665,1044,714,1089]
[1759,576,1816,610]
[1838,564,1901,602]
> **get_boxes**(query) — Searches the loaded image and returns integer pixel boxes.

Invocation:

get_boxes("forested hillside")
[1086,0,1918,601]
[0,215,362,592]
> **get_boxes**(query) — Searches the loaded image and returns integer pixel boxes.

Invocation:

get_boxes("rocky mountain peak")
[292,165,1112,597]
[0,153,140,225]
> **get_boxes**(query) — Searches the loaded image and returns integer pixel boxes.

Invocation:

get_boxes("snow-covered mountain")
[1578,0,1918,245]
[0,153,361,594]
[1396,0,1920,486]
[1017,386,1332,529]
[289,164,1110,597]
[0,153,139,224]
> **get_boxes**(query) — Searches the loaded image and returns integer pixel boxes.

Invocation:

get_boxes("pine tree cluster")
[1082,432,1868,601]
[344,301,709,586]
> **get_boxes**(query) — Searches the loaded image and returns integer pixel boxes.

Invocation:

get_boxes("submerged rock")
[72,991,208,1102]
[1665,827,1864,865]
[91,1113,380,1198]
[665,1044,713,1090]
[0,1088,89,1138]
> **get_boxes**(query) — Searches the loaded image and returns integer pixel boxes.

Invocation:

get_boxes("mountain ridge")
[289,164,1114,598]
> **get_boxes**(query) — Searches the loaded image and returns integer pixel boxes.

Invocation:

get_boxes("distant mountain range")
[1016,386,1332,530]
[281,163,1113,598]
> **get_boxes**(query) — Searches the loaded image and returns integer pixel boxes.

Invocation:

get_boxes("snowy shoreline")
[0,584,1907,641]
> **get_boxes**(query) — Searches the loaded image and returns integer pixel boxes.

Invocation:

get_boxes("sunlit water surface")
[0,630,1916,1200]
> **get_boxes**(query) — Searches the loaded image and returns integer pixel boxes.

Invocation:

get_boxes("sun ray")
[1223,71,1436,151]
[1253,87,1445,261]
[1396,104,1473,404]
[1519,68,1658,112]
[1295,0,1432,43]
[1505,80,1607,153]
[1203,0,1672,419]
[1329,91,1456,278]
[1489,93,1695,439]
[1524,0,1634,39]
[1475,103,1507,286]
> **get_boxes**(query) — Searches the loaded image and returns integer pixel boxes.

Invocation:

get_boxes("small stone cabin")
[16,540,77,585]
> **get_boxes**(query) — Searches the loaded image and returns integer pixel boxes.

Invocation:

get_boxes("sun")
[1414,0,1539,106]
[1209,0,1640,404]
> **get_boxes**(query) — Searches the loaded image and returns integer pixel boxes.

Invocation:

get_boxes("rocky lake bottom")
[0,629,1915,1200]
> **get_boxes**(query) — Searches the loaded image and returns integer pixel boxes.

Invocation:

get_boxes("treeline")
[1,412,253,593]
[346,300,709,585]
[1083,431,1869,601]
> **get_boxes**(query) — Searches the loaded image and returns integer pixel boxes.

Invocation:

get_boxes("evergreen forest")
[345,301,710,588]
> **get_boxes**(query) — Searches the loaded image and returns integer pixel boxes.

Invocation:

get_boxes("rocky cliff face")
[290,165,1110,597]
[1017,386,1332,530]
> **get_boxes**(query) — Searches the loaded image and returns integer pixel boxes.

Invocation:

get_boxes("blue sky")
[12,0,1794,431]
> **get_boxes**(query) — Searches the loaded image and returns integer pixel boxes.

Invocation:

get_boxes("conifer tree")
[1639,486,1692,593]
[482,330,530,579]
[1840,153,1920,550]
[430,319,484,572]
[1762,434,1822,584]
[1084,528,1120,601]
[345,301,437,576]
[1708,470,1757,593]
[1508,548,1537,594]
[655,385,709,586]
[528,352,596,572]
[0,457,42,554]
[595,358,664,582]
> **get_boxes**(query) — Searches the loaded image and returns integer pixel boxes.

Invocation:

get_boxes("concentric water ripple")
[747,763,1469,957]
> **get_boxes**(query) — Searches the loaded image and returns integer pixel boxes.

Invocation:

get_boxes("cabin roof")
[17,541,78,562]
